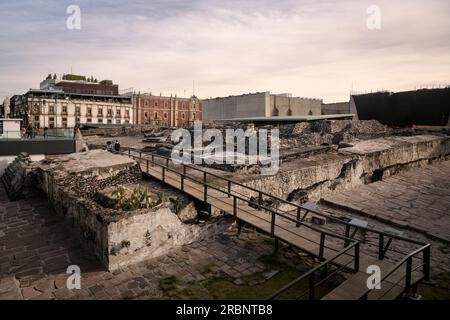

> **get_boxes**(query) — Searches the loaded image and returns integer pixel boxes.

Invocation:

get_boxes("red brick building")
[133,93,202,127]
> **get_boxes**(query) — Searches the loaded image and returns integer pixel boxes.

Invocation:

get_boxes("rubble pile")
[0,153,34,200]
[280,120,393,148]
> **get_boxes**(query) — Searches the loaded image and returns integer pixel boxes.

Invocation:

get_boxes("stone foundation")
[236,135,450,202]
[32,150,227,271]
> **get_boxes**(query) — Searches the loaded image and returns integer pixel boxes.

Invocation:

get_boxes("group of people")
[106,140,121,153]
[21,125,49,139]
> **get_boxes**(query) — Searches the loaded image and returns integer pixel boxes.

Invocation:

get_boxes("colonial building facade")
[10,75,133,128]
[133,93,202,127]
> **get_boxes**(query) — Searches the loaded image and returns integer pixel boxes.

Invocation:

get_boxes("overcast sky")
[0,0,449,102]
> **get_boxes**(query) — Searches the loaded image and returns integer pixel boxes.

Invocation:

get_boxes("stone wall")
[32,149,230,270]
[235,135,450,202]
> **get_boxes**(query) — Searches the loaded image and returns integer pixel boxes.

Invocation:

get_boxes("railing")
[266,241,360,300]
[93,145,431,300]
[360,244,431,300]
[0,130,76,140]
[116,147,359,266]
[113,146,428,258]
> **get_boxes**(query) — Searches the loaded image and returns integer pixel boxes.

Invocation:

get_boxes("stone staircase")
[0,153,32,200]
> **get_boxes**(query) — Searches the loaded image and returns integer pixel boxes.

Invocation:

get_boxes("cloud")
[0,0,449,102]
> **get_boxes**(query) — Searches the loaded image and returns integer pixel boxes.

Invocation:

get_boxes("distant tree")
[46,74,52,80]
[53,73,57,79]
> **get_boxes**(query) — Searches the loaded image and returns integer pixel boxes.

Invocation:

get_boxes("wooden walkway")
[131,155,428,300]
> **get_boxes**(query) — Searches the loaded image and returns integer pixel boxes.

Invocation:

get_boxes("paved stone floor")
[320,160,450,289]
[323,160,450,243]
[0,183,309,300]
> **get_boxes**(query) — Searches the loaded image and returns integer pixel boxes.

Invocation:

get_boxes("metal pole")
[296,207,301,227]
[319,233,325,260]
[378,234,384,260]
[405,257,412,293]
[423,246,430,281]
[354,243,360,272]
[271,212,276,236]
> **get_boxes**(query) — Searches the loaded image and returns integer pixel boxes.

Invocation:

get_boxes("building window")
[116,119,121,124]
[116,109,121,117]
[107,119,112,124]
[107,109,112,117]
[164,102,168,108]
[76,107,81,115]
[87,107,92,116]
[181,113,185,120]
[98,107,103,116]
[87,118,92,123]
[125,110,130,118]
[49,117,54,122]
[154,111,158,119]
[144,100,148,106]
[34,116,40,121]
[62,106,67,114]
[193,113,196,120]
[163,112,168,119]
[144,111,148,119]
[49,106,54,114]
[154,101,158,107]
[98,118,103,123]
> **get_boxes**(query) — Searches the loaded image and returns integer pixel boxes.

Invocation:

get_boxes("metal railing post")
[405,257,412,294]
[319,233,326,260]
[204,184,207,202]
[166,158,169,168]
[378,234,385,260]
[146,159,149,173]
[354,243,360,272]
[181,175,184,191]
[128,149,131,158]
[423,246,430,281]
[233,196,237,217]
[162,166,165,182]
[258,191,262,210]
[296,207,301,227]
[271,212,276,236]
[227,181,231,198]
[151,154,154,164]
[344,224,350,247]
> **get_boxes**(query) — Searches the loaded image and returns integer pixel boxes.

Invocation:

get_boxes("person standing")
[114,140,121,152]
[43,126,49,139]
[26,125,32,139]
[73,124,79,140]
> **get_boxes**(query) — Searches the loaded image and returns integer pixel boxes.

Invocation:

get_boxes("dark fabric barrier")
[353,88,450,126]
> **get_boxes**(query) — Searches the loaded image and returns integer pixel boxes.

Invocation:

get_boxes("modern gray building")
[202,92,322,124]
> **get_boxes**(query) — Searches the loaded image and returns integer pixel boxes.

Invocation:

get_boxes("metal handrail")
[125,150,354,246]
[267,241,360,300]
[360,243,431,300]
[90,144,430,265]
[108,146,433,300]
[115,146,427,247]
[121,147,425,242]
